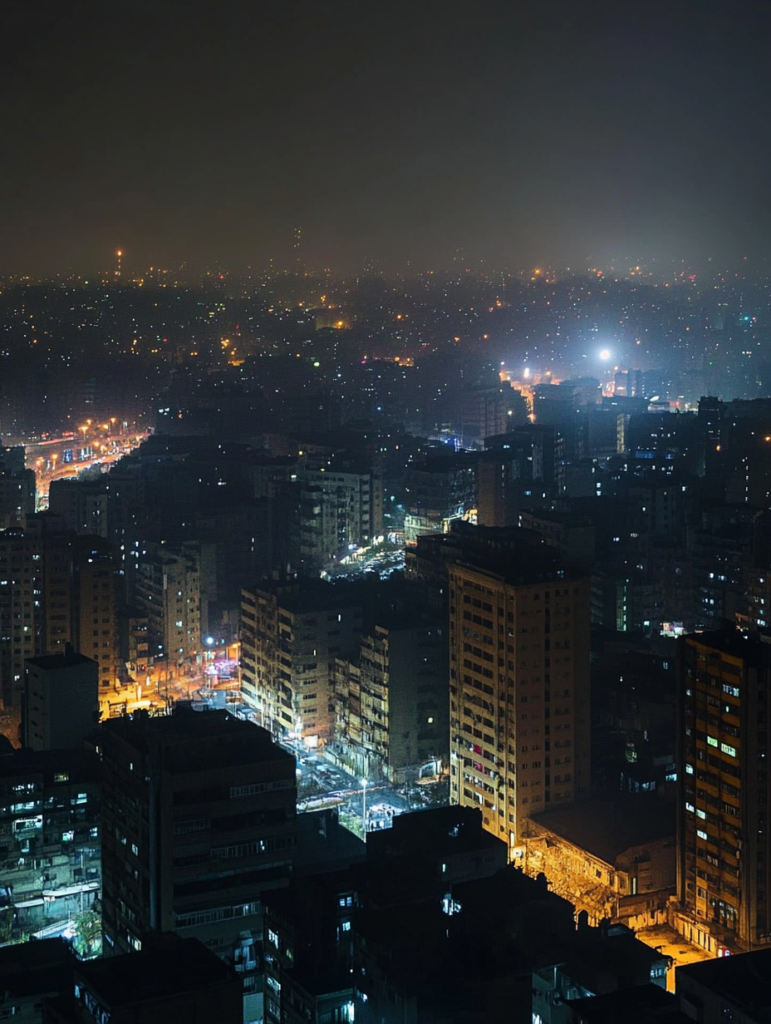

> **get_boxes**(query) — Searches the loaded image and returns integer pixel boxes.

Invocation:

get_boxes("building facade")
[402,458,475,545]
[99,708,296,1020]
[675,630,771,953]
[296,469,375,573]
[333,622,449,782]
[241,579,362,747]
[23,651,98,752]
[0,749,101,943]
[135,542,201,670]
[449,556,591,852]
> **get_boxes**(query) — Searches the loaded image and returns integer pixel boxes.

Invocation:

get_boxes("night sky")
[2,0,770,276]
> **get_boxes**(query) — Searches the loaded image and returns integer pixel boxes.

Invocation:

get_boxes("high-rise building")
[135,542,201,671]
[0,446,35,529]
[48,477,111,539]
[402,456,475,544]
[99,707,296,1018]
[241,578,362,746]
[71,536,121,693]
[1,520,122,720]
[295,468,376,573]
[460,383,509,448]
[448,541,590,853]
[477,426,565,526]
[675,630,771,954]
[0,527,41,714]
[23,650,98,751]
[333,619,449,782]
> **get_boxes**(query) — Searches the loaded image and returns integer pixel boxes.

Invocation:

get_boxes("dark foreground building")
[99,706,296,1022]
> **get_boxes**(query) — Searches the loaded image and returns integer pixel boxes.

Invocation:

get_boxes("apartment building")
[448,549,591,852]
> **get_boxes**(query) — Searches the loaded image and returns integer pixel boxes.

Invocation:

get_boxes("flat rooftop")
[367,804,505,861]
[677,949,771,1016]
[25,652,96,672]
[0,747,99,781]
[684,628,771,665]
[529,796,675,866]
[101,708,293,766]
[0,938,74,997]
[565,984,688,1023]
[76,936,234,1005]
[251,577,362,614]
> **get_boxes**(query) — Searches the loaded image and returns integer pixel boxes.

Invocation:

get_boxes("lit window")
[697,829,707,840]
[721,743,737,758]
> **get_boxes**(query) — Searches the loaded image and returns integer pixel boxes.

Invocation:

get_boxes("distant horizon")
[2,251,770,285]
[2,2,770,282]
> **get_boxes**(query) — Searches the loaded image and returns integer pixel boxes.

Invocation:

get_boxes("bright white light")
[599,349,611,360]
[523,367,531,379]
[205,636,214,645]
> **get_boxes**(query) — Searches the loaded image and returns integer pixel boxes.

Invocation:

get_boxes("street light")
[361,779,368,836]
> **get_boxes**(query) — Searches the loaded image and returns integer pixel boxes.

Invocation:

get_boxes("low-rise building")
[520,797,676,930]
[0,935,243,1024]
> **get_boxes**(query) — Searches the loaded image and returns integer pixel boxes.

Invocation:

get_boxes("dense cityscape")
[3,1,771,1022]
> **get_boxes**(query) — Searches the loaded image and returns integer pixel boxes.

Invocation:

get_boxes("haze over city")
[4,4,771,1023]
[3,0,771,275]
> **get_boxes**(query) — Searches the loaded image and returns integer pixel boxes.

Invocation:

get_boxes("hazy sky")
[2,0,770,275]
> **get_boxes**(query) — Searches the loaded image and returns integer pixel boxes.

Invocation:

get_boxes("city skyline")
[6,1,771,1005]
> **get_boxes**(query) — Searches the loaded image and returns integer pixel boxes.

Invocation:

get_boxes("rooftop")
[0,746,99,781]
[683,627,771,665]
[528,795,675,866]
[367,804,505,862]
[25,651,96,672]
[565,984,688,1024]
[101,708,293,766]
[250,576,362,614]
[677,949,771,1018]
[75,936,235,1006]
[0,938,75,998]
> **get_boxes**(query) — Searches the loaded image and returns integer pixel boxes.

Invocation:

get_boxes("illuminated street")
[24,425,149,509]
